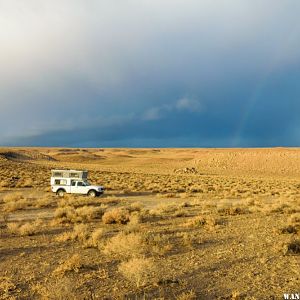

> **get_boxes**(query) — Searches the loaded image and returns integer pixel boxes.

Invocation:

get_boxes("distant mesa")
[53,151,106,162]
[0,150,56,162]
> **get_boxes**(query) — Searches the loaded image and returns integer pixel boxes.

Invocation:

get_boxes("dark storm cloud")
[0,0,300,146]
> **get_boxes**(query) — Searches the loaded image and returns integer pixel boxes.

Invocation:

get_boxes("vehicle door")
[75,181,87,194]
[70,180,77,193]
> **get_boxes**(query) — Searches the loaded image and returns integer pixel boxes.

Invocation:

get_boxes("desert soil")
[0,147,299,300]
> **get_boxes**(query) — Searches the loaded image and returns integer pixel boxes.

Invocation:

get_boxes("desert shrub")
[87,228,105,248]
[56,224,90,243]
[144,232,173,256]
[176,290,197,300]
[280,213,300,234]
[153,203,177,214]
[103,232,145,258]
[180,193,193,199]
[3,192,24,203]
[122,213,143,234]
[283,240,300,255]
[180,232,202,249]
[180,201,192,208]
[245,198,255,206]
[280,225,298,234]
[7,220,42,236]
[156,193,177,198]
[0,276,16,295]
[54,206,104,223]
[53,254,83,276]
[22,178,34,187]
[101,196,121,205]
[3,198,29,212]
[127,202,143,212]
[185,215,218,229]
[231,290,242,299]
[54,206,76,223]
[217,206,249,216]
[129,212,142,225]
[31,278,78,300]
[270,203,291,214]
[133,208,155,223]
[75,206,104,222]
[58,196,100,208]
[54,206,72,218]
[56,225,106,249]
[102,208,130,224]
[2,192,31,212]
[289,213,300,224]
[0,180,11,189]
[35,196,53,208]
[118,257,156,287]
[173,208,188,217]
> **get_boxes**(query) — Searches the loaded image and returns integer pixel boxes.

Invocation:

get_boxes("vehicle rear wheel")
[57,189,65,197]
[88,190,96,197]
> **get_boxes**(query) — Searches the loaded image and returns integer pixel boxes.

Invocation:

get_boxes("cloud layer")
[0,0,300,146]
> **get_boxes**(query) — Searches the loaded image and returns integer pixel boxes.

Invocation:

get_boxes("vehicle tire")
[56,189,65,197]
[88,190,96,197]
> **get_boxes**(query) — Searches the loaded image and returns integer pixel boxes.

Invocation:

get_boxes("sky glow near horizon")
[0,0,299,147]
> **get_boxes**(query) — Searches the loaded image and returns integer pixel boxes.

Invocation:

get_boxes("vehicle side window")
[71,181,76,186]
[54,179,67,185]
[53,172,62,177]
[70,173,80,178]
[77,182,84,186]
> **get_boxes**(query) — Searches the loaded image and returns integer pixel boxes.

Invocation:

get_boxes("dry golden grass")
[56,223,90,243]
[2,192,30,212]
[0,276,16,297]
[2,192,55,211]
[118,257,156,288]
[217,204,250,216]
[88,228,105,248]
[3,192,24,203]
[103,232,146,258]
[52,254,83,276]
[150,203,177,215]
[176,290,197,300]
[31,278,78,300]
[3,199,29,212]
[35,195,53,208]
[102,207,130,224]
[57,195,102,208]
[146,233,173,256]
[7,219,43,236]
[56,224,106,249]
[184,215,218,229]
[289,213,300,224]
[54,205,104,223]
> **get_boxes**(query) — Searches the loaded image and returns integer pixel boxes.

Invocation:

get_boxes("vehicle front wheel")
[88,190,96,197]
[56,189,65,197]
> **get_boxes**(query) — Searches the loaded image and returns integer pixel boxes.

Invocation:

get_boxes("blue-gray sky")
[0,0,299,147]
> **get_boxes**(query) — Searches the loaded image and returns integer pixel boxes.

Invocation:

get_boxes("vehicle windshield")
[84,181,91,186]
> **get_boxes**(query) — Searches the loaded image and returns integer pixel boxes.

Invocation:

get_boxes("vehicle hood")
[89,185,104,190]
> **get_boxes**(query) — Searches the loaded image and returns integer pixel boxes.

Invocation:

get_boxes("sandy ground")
[0,148,299,299]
